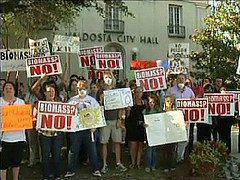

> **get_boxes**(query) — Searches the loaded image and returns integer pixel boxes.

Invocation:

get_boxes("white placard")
[29,37,50,57]
[0,49,31,71]
[144,110,188,147]
[53,35,80,53]
[103,88,133,110]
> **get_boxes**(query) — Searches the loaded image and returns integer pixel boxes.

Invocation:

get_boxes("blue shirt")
[166,85,195,99]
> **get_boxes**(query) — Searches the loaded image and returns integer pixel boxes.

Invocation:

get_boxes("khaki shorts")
[100,120,122,144]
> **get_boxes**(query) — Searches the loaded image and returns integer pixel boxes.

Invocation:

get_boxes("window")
[168,5,185,38]
[104,1,124,33]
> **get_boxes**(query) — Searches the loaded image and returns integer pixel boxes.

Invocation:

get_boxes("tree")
[0,0,133,48]
[191,1,240,88]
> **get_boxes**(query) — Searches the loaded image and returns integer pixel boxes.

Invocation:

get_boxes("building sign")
[66,32,159,45]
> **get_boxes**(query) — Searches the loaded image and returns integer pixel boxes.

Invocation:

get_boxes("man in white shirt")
[65,77,101,177]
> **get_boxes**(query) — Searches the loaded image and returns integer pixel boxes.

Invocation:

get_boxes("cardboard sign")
[104,88,133,110]
[144,110,187,147]
[95,52,123,70]
[26,55,63,78]
[36,101,77,132]
[0,49,31,71]
[134,67,166,92]
[1,104,33,131]
[29,38,50,57]
[168,43,189,74]
[176,98,208,123]
[131,60,157,70]
[79,46,103,68]
[77,106,106,130]
[204,93,234,116]
[53,35,80,53]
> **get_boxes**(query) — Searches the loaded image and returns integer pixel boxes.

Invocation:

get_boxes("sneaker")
[145,168,151,173]
[55,178,62,180]
[170,168,176,171]
[64,172,75,178]
[93,170,101,177]
[152,167,156,171]
[163,169,169,172]
[116,163,127,172]
[101,164,109,174]
[129,164,135,169]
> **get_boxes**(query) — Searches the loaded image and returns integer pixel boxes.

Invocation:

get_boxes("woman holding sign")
[126,87,146,169]
[0,81,26,180]
[34,81,64,180]
[143,94,161,173]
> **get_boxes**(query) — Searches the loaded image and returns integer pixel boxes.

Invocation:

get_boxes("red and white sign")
[204,93,234,116]
[88,70,107,80]
[176,98,208,123]
[36,101,77,132]
[134,67,166,92]
[95,52,123,70]
[225,91,240,114]
[79,46,103,68]
[26,55,62,78]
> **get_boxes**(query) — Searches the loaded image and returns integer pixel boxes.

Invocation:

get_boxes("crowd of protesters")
[0,70,238,180]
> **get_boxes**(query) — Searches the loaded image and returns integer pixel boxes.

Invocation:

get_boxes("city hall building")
[4,1,210,82]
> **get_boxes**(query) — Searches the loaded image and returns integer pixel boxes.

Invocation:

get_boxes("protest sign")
[131,60,157,70]
[176,98,208,123]
[104,88,133,110]
[26,55,62,78]
[95,52,123,70]
[88,69,106,80]
[236,57,240,75]
[204,93,234,116]
[134,67,166,92]
[0,49,31,72]
[77,106,106,130]
[53,35,80,53]
[36,101,77,132]
[168,43,189,74]
[79,46,103,68]
[1,104,33,131]
[29,38,50,57]
[144,110,187,147]
[225,91,240,114]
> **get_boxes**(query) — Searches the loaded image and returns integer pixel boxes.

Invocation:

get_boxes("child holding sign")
[162,95,177,172]
[143,94,161,173]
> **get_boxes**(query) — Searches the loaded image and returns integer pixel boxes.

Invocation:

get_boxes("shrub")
[190,141,228,178]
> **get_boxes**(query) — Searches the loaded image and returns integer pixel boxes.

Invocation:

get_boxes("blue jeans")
[67,130,99,173]
[39,133,63,179]
[145,146,157,168]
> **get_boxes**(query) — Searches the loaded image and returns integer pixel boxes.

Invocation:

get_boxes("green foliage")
[191,1,240,87]
[190,141,228,178]
[0,0,133,48]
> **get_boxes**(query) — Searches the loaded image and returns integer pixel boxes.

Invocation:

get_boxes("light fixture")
[132,47,138,60]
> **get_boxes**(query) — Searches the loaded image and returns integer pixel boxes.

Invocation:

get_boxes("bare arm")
[109,68,116,88]
[62,57,70,91]
[31,74,46,100]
